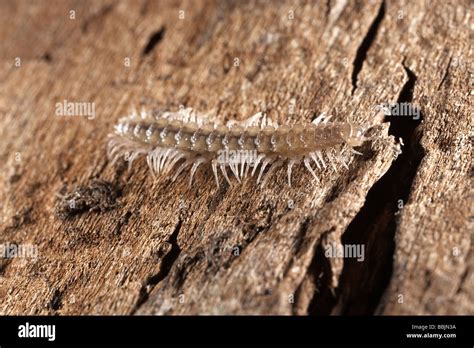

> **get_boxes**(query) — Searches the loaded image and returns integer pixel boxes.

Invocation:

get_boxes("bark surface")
[0,0,471,315]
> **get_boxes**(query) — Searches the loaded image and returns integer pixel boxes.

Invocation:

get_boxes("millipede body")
[108,108,369,187]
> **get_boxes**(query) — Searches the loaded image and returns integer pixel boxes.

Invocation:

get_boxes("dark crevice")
[113,210,132,236]
[171,251,206,290]
[325,0,331,21]
[325,176,347,203]
[130,219,182,314]
[0,258,13,276]
[290,217,312,255]
[329,62,425,314]
[142,27,166,56]
[351,1,385,94]
[390,63,418,133]
[49,289,63,312]
[147,220,182,285]
[437,55,452,90]
[282,217,313,281]
[0,241,18,275]
[305,230,338,315]
[455,266,470,295]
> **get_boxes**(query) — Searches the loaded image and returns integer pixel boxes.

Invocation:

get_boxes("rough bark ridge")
[0,0,471,315]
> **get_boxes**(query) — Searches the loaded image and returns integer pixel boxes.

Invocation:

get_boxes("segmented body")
[108,108,366,187]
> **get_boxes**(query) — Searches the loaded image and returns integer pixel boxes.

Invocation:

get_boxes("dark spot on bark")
[0,258,13,275]
[9,173,21,184]
[113,210,132,236]
[41,52,52,62]
[9,207,33,230]
[25,182,41,197]
[55,180,121,220]
[142,27,166,56]
[325,0,331,21]
[223,52,232,74]
[49,289,63,311]
[325,180,344,203]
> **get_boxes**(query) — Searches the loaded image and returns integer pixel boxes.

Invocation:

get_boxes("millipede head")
[341,122,366,147]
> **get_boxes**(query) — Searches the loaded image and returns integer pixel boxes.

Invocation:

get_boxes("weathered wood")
[0,0,471,315]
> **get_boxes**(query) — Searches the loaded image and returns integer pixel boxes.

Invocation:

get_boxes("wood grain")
[0,0,471,315]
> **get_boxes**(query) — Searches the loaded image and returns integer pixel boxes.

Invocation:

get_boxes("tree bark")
[0,0,471,315]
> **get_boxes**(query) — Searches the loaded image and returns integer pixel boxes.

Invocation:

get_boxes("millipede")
[107,107,385,188]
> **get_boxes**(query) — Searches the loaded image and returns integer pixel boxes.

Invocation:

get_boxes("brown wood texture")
[0,0,472,315]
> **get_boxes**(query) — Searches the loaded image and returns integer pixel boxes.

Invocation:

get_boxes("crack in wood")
[142,27,166,56]
[437,55,452,90]
[325,0,331,21]
[299,229,338,315]
[331,62,426,315]
[130,219,182,314]
[113,210,132,237]
[351,0,385,94]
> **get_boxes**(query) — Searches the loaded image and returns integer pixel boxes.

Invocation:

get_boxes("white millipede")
[107,107,373,188]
